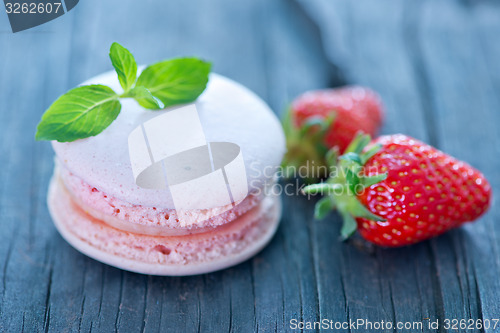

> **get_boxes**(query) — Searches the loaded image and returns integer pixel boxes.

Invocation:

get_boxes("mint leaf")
[123,86,164,109]
[109,42,137,92]
[36,43,212,142]
[136,58,211,108]
[35,85,121,142]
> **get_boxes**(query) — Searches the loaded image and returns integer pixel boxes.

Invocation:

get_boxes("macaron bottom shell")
[48,173,281,276]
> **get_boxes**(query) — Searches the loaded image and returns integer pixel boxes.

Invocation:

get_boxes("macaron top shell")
[52,72,285,209]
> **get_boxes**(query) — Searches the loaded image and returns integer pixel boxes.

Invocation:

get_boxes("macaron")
[48,71,285,276]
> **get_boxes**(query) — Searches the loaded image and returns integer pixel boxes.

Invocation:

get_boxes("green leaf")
[136,58,211,108]
[299,116,325,136]
[340,152,362,165]
[281,107,293,137]
[345,132,371,154]
[123,86,164,109]
[35,85,120,142]
[340,212,358,240]
[302,183,343,195]
[360,173,388,188]
[360,143,382,164]
[109,43,137,92]
[325,147,339,168]
[345,169,360,193]
[314,197,335,219]
[347,197,386,222]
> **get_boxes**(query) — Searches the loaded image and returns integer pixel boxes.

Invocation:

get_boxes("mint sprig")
[36,42,211,142]
[109,42,137,92]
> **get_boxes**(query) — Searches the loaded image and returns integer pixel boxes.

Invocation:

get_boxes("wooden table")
[0,0,499,332]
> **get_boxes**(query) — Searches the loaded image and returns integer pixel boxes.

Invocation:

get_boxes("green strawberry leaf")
[136,58,211,108]
[360,173,388,188]
[109,42,137,92]
[281,107,293,138]
[339,152,362,165]
[340,212,358,240]
[360,143,383,164]
[315,197,334,219]
[347,196,386,222]
[345,132,371,154]
[281,112,335,180]
[35,85,120,142]
[303,183,343,195]
[122,86,164,109]
[304,133,388,242]
[325,147,339,168]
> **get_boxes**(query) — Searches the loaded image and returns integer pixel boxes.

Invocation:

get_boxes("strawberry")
[282,87,384,179]
[303,134,492,247]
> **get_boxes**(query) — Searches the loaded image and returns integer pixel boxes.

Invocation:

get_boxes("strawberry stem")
[281,107,335,181]
[302,132,388,240]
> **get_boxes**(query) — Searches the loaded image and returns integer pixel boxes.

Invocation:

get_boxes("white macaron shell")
[52,72,285,209]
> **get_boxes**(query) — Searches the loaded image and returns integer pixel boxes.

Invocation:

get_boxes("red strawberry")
[282,87,384,179]
[303,134,492,247]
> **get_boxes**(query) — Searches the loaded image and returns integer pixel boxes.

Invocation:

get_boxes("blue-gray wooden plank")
[0,0,499,332]
[296,0,500,332]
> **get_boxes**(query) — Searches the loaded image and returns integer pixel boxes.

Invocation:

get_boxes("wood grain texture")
[0,0,499,332]
[296,0,500,332]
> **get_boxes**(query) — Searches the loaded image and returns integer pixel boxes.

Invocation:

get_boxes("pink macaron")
[48,72,285,276]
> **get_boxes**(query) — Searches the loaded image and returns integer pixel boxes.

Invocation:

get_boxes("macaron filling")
[58,160,261,236]
[49,170,280,269]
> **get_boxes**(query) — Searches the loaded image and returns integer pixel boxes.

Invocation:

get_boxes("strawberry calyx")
[302,133,388,239]
[281,107,334,181]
